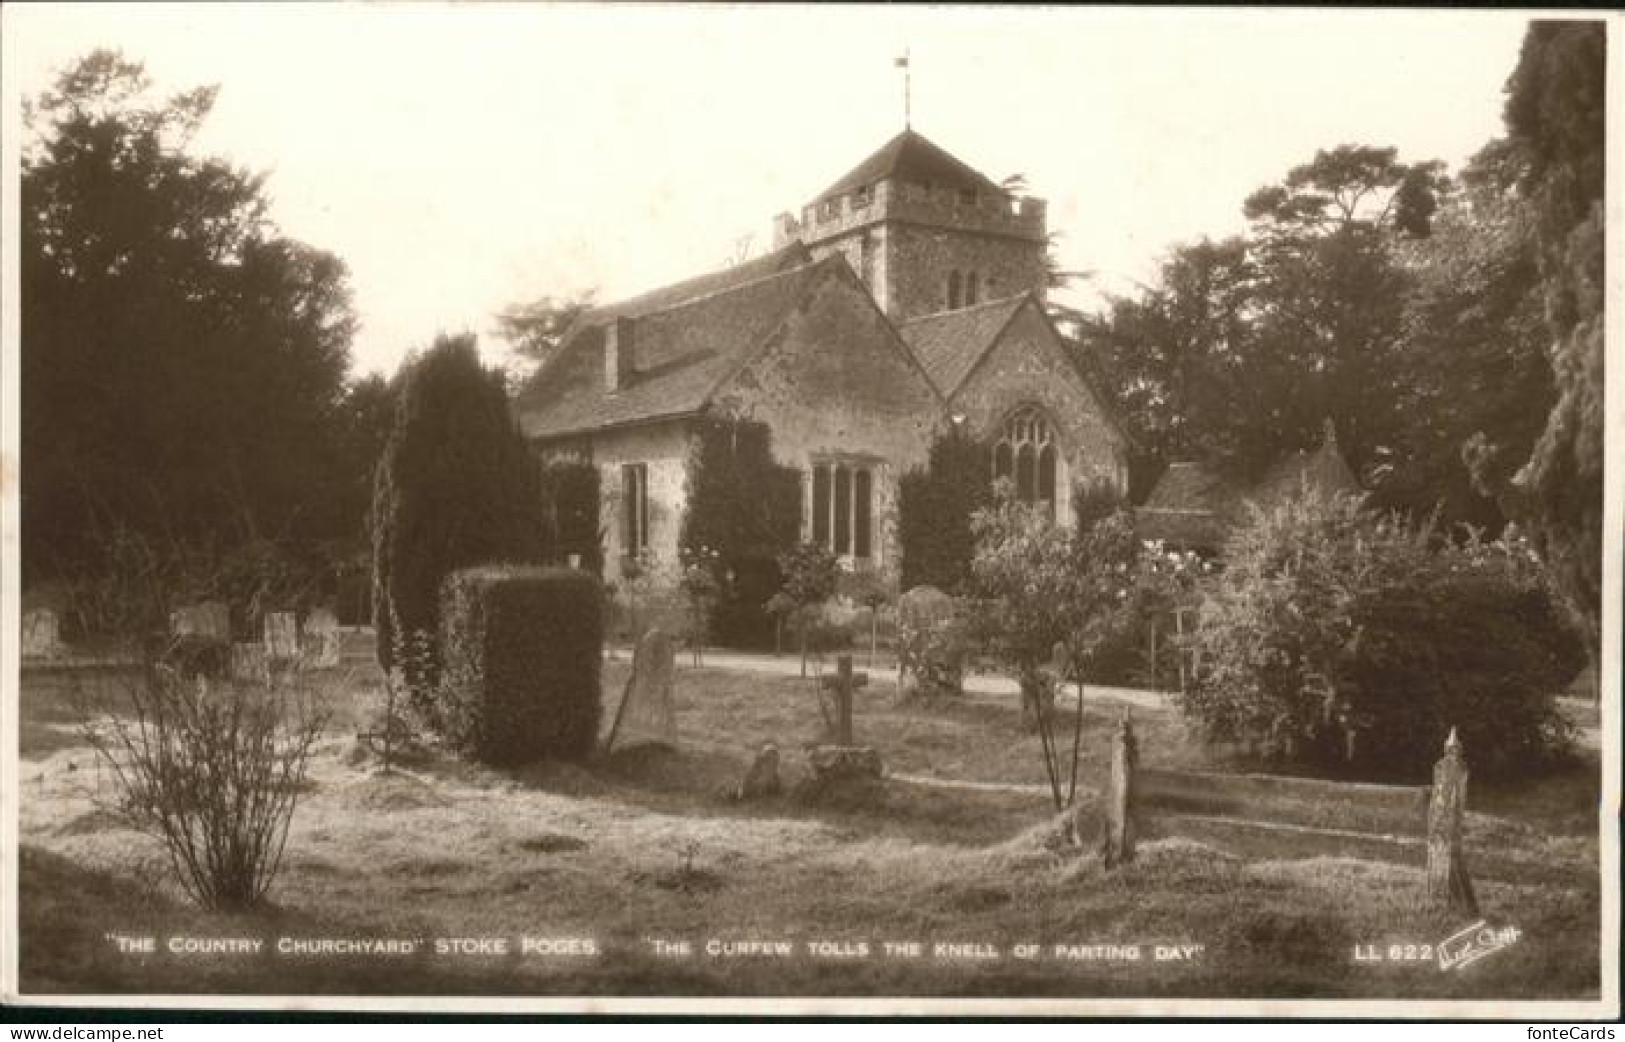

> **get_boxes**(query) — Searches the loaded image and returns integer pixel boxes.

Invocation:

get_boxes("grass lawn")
[15,657,1603,1002]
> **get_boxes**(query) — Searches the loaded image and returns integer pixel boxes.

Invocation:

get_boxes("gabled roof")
[575,241,812,330]
[515,256,840,441]
[895,293,1027,397]
[1136,429,1362,550]
[812,129,1005,205]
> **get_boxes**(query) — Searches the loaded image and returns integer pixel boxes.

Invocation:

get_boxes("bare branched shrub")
[82,665,326,909]
[63,529,328,910]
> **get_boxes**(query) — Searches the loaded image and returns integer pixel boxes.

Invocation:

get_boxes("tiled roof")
[895,293,1027,396]
[515,256,838,441]
[574,242,812,330]
[1135,433,1362,550]
[812,129,1005,204]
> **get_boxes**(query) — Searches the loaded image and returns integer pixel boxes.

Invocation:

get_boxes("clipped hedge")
[898,429,991,593]
[439,566,603,765]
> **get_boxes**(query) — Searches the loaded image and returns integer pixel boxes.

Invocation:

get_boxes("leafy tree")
[969,480,1138,813]
[494,289,597,386]
[370,333,546,711]
[1468,20,1605,667]
[21,51,357,583]
[1380,140,1553,531]
[773,542,840,678]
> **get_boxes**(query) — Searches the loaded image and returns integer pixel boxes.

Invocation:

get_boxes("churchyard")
[17,637,1601,1000]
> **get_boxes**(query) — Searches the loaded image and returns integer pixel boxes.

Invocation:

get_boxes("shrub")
[775,542,840,677]
[68,540,326,911]
[83,667,327,910]
[680,416,802,647]
[438,566,603,765]
[899,428,992,592]
[1183,492,1582,780]
[371,334,547,706]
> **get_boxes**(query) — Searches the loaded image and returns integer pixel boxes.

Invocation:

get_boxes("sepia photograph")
[0,3,1617,1019]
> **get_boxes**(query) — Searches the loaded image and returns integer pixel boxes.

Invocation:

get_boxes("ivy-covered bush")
[1183,492,1582,780]
[896,586,969,700]
[438,566,602,765]
[680,416,802,648]
[898,428,992,593]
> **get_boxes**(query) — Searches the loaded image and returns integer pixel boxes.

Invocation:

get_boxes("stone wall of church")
[536,421,693,585]
[951,302,1128,515]
[883,223,1047,322]
[710,263,943,578]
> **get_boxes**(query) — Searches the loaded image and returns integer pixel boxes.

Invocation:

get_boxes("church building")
[514,129,1129,584]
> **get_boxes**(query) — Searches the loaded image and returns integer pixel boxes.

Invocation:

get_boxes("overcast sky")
[5,4,1537,378]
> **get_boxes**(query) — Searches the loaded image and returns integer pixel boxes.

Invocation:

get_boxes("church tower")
[772,129,1049,322]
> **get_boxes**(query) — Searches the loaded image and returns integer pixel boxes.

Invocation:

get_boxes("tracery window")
[992,407,1058,518]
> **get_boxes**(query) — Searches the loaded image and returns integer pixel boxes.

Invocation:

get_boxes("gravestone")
[170,601,230,641]
[735,743,782,800]
[1099,713,1138,868]
[809,654,883,783]
[895,584,961,696]
[1426,728,1477,915]
[819,654,868,745]
[21,608,61,658]
[303,607,343,668]
[604,627,678,753]
[263,612,300,674]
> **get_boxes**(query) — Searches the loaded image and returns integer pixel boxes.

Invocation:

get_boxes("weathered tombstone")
[1099,713,1138,868]
[896,584,957,694]
[808,744,883,781]
[1426,728,1477,915]
[21,608,61,658]
[303,606,343,668]
[263,611,300,675]
[735,743,782,800]
[819,654,868,745]
[604,628,678,753]
[170,600,230,641]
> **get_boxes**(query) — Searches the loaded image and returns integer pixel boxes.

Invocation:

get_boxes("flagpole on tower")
[895,49,911,129]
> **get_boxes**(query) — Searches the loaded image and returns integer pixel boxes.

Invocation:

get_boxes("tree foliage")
[1184,492,1581,780]
[1469,20,1606,656]
[370,333,546,704]
[21,51,361,582]
[898,427,993,592]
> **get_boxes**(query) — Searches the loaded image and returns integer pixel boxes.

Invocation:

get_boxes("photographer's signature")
[1437,919,1521,971]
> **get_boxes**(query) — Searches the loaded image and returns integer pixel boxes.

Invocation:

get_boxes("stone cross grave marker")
[820,654,868,745]
[605,627,678,753]
[21,608,61,658]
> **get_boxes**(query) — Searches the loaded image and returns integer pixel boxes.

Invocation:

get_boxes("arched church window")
[947,271,961,310]
[992,406,1059,519]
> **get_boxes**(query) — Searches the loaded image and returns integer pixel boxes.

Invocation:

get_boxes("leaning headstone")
[1426,728,1477,915]
[1099,713,1138,869]
[264,611,300,675]
[21,608,62,658]
[302,607,343,668]
[604,628,678,753]
[170,600,230,641]
[734,743,782,800]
